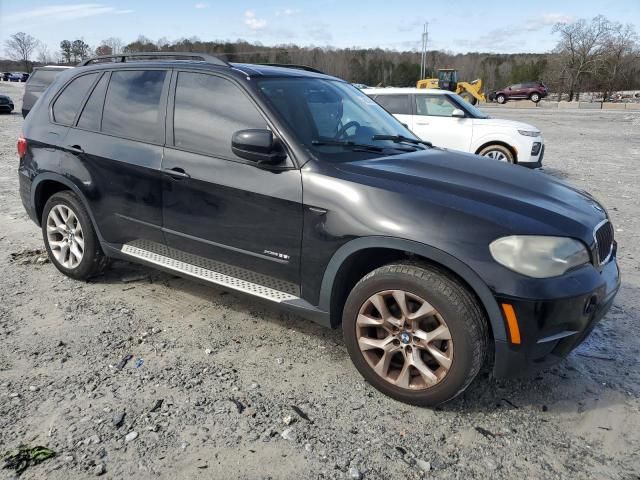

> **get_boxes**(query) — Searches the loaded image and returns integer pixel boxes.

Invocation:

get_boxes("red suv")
[490,81,548,104]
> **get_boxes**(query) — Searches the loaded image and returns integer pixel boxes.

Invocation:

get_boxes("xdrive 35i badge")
[263,250,290,261]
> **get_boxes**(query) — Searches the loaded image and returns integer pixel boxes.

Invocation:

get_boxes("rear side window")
[30,69,62,86]
[102,70,167,144]
[77,73,109,131]
[373,95,411,115]
[52,73,99,125]
[173,72,267,159]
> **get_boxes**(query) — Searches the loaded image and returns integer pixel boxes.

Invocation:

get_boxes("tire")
[496,94,506,104]
[459,92,478,106]
[478,144,515,163]
[530,92,541,103]
[41,191,107,280]
[342,262,489,406]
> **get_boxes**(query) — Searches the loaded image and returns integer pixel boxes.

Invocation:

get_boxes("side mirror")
[231,129,286,166]
[451,108,466,118]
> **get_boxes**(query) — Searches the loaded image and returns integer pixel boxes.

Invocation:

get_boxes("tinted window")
[77,73,109,131]
[511,84,522,90]
[30,69,64,86]
[373,95,411,115]
[102,70,167,144]
[173,72,267,158]
[415,94,458,117]
[52,73,99,125]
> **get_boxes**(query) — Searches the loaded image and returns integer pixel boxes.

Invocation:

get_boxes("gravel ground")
[1,81,639,480]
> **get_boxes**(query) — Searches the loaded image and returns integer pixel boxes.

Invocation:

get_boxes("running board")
[120,240,299,303]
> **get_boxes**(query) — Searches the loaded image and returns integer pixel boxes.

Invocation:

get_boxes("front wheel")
[459,92,478,106]
[530,93,541,103]
[42,191,107,280]
[496,94,506,104]
[342,263,488,406]
[478,144,515,163]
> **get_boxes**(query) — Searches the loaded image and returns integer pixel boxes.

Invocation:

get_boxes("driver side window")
[415,95,458,117]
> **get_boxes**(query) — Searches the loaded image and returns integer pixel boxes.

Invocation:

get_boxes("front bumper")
[517,137,544,169]
[493,253,620,378]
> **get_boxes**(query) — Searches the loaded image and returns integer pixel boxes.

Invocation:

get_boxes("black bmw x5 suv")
[18,53,620,406]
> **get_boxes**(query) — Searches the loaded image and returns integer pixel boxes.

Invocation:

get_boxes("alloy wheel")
[482,150,509,162]
[46,204,85,269]
[355,290,454,390]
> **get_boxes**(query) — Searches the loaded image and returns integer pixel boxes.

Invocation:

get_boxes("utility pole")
[420,22,429,79]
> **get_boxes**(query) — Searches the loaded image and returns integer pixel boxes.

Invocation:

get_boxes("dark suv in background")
[22,65,73,117]
[490,81,548,104]
[17,53,619,406]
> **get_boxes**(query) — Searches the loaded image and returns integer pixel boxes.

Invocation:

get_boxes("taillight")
[17,136,27,158]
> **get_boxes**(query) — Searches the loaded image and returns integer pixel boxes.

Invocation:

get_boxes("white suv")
[366,88,544,168]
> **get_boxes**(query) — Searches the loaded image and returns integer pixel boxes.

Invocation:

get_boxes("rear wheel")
[478,144,514,163]
[530,92,541,103]
[42,191,107,280]
[496,94,506,104]
[342,263,489,406]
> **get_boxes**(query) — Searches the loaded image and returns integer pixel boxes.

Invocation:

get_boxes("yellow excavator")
[417,69,486,105]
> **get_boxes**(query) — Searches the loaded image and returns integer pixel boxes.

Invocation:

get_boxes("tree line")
[3,15,638,99]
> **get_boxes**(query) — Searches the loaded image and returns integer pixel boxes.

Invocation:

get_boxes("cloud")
[275,8,299,17]
[308,23,333,43]
[244,10,267,31]
[2,3,134,23]
[194,2,209,8]
[453,13,576,52]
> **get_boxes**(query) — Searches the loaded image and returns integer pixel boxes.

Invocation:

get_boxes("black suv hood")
[336,148,606,236]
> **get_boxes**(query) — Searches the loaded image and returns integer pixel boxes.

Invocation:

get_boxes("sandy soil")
[1,81,639,479]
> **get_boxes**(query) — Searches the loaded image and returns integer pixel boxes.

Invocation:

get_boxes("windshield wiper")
[311,139,386,153]
[371,134,433,148]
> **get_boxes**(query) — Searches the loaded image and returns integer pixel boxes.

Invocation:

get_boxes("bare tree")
[95,45,113,56]
[4,32,40,72]
[101,37,123,55]
[36,45,56,65]
[599,22,638,99]
[553,16,611,100]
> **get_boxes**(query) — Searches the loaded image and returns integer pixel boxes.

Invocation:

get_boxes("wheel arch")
[475,140,518,163]
[317,236,507,344]
[32,173,105,242]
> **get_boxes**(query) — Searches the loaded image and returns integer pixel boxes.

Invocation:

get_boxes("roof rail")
[259,63,325,74]
[80,52,229,67]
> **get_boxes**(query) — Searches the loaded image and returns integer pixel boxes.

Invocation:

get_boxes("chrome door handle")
[67,144,84,154]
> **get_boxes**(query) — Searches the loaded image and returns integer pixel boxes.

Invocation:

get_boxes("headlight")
[518,130,540,137]
[489,236,590,278]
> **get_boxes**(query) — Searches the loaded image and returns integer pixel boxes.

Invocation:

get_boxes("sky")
[0,0,639,57]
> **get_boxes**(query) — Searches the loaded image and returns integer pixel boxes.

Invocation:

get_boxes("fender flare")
[317,236,506,342]
[31,172,106,243]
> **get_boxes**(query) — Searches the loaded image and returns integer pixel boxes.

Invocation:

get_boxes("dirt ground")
[1,80,639,480]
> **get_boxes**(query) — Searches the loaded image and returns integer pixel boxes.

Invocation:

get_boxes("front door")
[161,70,303,290]
[412,94,473,152]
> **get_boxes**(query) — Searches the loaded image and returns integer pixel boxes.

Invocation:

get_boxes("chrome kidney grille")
[594,221,614,265]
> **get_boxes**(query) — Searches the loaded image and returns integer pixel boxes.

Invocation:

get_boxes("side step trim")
[121,241,298,303]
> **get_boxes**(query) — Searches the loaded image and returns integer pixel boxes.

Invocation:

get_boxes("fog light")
[531,142,542,156]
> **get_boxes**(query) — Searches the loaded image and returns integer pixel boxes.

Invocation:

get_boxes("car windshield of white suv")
[258,78,427,161]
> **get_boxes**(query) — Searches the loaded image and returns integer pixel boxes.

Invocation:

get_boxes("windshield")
[257,78,425,161]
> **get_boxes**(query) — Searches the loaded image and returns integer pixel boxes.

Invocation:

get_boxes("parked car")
[18,53,619,406]
[0,95,15,113]
[367,88,544,167]
[489,81,548,104]
[2,72,13,81]
[9,72,29,82]
[22,65,73,117]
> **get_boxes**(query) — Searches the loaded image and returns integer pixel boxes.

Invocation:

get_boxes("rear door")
[371,94,413,130]
[413,94,472,152]
[161,70,303,289]
[62,69,170,245]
